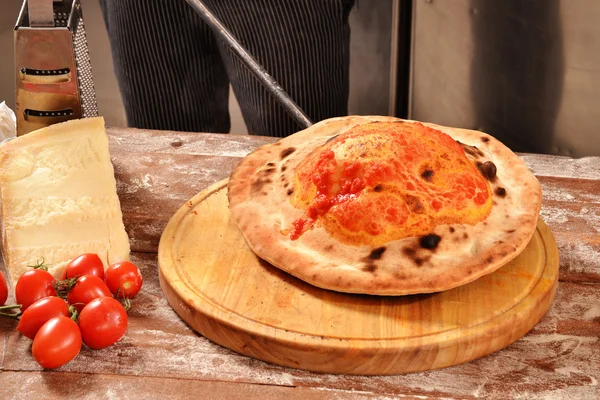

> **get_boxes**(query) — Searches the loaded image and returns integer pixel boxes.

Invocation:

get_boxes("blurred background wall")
[409,0,600,157]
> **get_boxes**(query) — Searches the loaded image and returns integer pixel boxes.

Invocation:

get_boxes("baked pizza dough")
[228,116,541,295]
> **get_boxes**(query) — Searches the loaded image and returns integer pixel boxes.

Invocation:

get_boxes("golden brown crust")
[228,116,542,295]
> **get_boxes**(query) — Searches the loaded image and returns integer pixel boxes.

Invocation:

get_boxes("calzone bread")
[228,116,541,295]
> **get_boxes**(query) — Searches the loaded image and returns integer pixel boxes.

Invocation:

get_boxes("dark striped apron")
[99,0,355,137]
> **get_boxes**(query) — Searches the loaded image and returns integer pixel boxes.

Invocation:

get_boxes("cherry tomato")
[105,261,143,299]
[61,254,105,280]
[79,297,128,349]
[0,272,7,306]
[67,275,111,312]
[17,297,70,340]
[15,269,57,311]
[32,316,81,369]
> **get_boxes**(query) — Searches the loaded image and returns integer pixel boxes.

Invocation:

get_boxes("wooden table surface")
[1,127,599,399]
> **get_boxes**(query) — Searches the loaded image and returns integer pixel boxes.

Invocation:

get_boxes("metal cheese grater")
[14,0,98,136]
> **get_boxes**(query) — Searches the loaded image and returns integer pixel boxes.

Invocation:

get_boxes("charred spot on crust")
[171,140,183,148]
[481,137,490,143]
[402,247,416,257]
[457,141,485,158]
[369,247,387,260]
[287,188,294,196]
[506,229,516,233]
[421,169,435,182]
[420,234,441,250]
[486,257,494,264]
[394,272,407,280]
[419,163,435,182]
[362,264,377,273]
[463,233,469,239]
[360,247,387,272]
[405,195,425,214]
[495,187,507,197]
[402,244,433,266]
[449,227,455,233]
[373,184,383,192]
[415,255,431,267]
[326,134,340,144]
[251,178,272,193]
[281,165,287,172]
[267,162,275,167]
[280,147,296,160]
[476,161,497,181]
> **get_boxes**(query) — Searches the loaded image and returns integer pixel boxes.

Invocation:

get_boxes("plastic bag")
[0,101,17,142]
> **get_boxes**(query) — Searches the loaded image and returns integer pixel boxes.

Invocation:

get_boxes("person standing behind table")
[99,0,356,137]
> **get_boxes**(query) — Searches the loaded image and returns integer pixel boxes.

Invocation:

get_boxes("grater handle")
[185,0,314,130]
[27,0,55,27]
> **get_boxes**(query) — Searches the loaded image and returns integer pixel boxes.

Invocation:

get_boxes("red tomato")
[17,297,70,340]
[15,269,57,311]
[32,316,81,369]
[67,275,111,312]
[61,254,105,280]
[105,261,143,299]
[79,297,128,349]
[0,272,7,306]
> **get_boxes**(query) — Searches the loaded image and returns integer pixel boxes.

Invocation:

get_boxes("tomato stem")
[120,298,131,312]
[28,257,50,271]
[0,304,21,310]
[53,277,78,299]
[68,304,79,323]
[0,305,21,319]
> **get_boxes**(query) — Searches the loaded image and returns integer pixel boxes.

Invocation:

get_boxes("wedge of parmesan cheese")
[0,117,130,285]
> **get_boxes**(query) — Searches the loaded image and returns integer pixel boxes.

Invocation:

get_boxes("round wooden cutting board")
[158,180,559,375]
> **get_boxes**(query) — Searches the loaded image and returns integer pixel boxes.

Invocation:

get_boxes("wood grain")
[2,252,596,398]
[157,179,559,375]
[0,371,387,400]
[109,129,273,253]
[0,127,598,398]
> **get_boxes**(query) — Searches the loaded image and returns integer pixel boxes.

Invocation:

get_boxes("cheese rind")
[0,117,130,285]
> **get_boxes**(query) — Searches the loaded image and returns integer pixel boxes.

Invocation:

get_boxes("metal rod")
[185,0,314,129]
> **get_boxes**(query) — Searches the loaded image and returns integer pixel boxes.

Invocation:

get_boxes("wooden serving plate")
[158,180,559,375]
